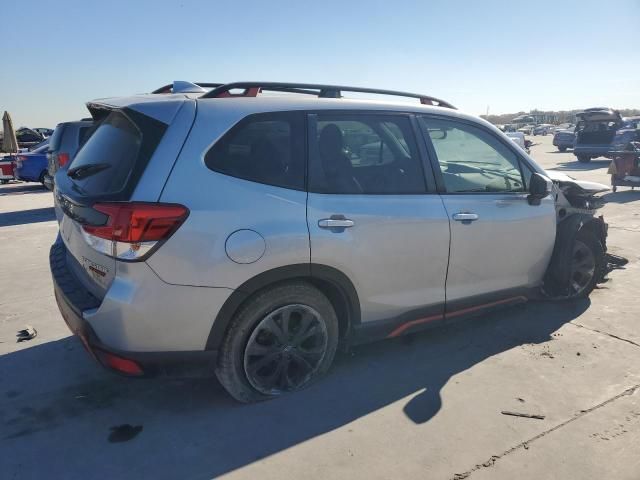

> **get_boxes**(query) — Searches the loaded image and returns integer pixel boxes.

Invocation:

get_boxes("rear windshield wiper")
[67,163,111,179]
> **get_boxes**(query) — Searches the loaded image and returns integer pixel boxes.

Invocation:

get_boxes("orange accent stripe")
[445,295,528,319]
[387,313,443,338]
[386,295,528,339]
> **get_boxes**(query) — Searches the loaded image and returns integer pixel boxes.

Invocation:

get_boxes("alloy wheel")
[569,239,596,296]
[243,304,329,395]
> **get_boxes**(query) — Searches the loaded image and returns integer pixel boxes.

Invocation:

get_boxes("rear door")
[306,112,450,328]
[417,116,555,312]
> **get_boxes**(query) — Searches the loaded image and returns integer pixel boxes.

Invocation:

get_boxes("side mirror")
[528,173,551,206]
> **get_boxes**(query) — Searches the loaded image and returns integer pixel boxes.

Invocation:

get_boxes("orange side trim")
[387,313,443,338]
[386,295,528,339]
[445,295,528,319]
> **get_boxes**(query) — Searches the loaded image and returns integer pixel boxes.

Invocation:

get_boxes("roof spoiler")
[200,81,456,109]
[152,81,223,94]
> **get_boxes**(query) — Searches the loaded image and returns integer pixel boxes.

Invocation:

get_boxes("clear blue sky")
[2,0,639,128]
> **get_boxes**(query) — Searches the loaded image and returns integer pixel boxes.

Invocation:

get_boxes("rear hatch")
[54,108,169,300]
[575,108,622,147]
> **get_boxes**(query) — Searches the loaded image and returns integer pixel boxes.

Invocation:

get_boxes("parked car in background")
[533,124,553,136]
[0,156,15,184]
[573,108,623,163]
[14,142,49,184]
[553,127,576,152]
[44,119,94,190]
[505,131,528,152]
[34,128,54,138]
[610,118,639,152]
[517,125,535,135]
[15,127,45,149]
[50,81,608,403]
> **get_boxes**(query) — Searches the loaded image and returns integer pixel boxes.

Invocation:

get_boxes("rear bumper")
[50,240,218,377]
[573,145,613,157]
[43,174,54,190]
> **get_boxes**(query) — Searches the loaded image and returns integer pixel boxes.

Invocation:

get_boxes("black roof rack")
[200,81,456,109]
[152,82,223,94]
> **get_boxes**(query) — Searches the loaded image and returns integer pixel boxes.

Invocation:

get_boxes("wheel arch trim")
[205,264,361,351]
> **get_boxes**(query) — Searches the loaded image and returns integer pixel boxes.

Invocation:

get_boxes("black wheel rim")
[244,304,328,395]
[569,239,596,296]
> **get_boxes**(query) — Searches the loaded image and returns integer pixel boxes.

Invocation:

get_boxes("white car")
[505,131,527,150]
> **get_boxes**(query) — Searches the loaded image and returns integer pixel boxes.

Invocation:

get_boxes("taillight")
[81,202,189,261]
[58,152,70,167]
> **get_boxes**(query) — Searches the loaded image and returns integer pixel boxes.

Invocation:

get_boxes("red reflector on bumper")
[95,349,144,376]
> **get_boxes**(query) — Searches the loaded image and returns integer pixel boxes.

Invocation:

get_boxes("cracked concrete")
[1,136,640,480]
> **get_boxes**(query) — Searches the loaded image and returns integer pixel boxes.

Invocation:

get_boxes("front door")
[306,112,450,329]
[417,116,556,312]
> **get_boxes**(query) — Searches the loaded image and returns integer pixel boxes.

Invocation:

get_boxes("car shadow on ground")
[0,207,55,227]
[548,159,610,171]
[0,182,49,196]
[0,299,589,479]
[601,190,640,204]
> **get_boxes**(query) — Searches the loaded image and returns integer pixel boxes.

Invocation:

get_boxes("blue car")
[14,141,49,184]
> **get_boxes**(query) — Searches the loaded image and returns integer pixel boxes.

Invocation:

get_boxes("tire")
[545,227,605,299]
[558,146,567,152]
[38,171,46,185]
[216,281,339,403]
[0,179,8,185]
[577,155,591,163]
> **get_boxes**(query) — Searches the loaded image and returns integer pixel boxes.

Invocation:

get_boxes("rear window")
[67,110,164,196]
[78,125,92,145]
[48,124,65,152]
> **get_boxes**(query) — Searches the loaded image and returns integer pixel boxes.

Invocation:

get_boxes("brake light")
[81,202,189,261]
[58,152,70,167]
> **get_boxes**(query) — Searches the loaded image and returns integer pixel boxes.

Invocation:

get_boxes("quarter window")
[419,117,526,193]
[205,112,305,190]
[308,115,426,194]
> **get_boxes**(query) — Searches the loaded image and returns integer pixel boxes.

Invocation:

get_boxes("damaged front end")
[542,170,614,298]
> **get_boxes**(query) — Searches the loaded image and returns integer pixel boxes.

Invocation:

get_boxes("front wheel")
[558,146,567,152]
[216,282,339,403]
[545,227,604,299]
[577,155,591,163]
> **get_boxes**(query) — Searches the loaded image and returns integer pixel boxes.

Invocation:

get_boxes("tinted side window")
[205,112,305,191]
[419,117,525,193]
[308,114,426,194]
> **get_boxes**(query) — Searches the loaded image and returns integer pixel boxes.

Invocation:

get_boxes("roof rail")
[200,81,456,109]
[152,82,223,94]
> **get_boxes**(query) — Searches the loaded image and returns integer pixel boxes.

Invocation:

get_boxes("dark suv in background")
[44,119,94,190]
[573,108,623,163]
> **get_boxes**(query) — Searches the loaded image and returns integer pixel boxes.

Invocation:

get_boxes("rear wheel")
[577,155,591,163]
[216,282,339,403]
[558,146,567,152]
[38,170,46,186]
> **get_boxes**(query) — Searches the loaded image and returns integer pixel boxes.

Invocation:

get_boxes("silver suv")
[50,82,608,403]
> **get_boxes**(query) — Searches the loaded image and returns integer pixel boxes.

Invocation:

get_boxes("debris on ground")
[501,411,545,420]
[108,424,143,443]
[16,326,37,342]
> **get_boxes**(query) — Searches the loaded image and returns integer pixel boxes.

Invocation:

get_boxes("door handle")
[318,217,355,229]
[452,212,479,222]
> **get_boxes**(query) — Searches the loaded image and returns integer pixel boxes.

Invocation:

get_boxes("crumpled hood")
[545,170,609,194]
